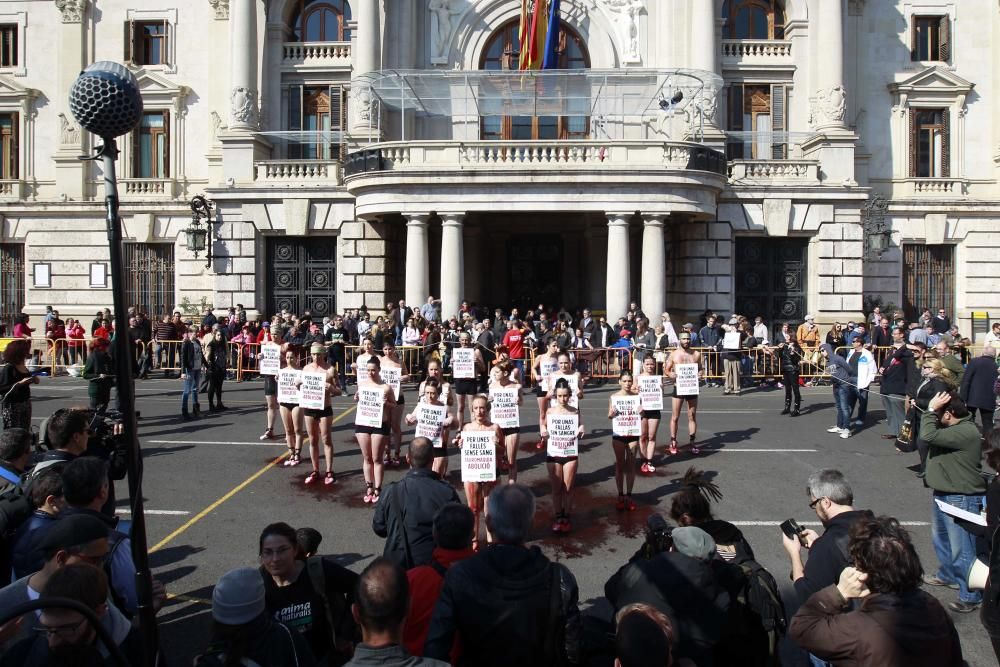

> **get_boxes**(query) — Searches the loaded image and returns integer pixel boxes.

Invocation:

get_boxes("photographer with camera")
[789,515,963,666]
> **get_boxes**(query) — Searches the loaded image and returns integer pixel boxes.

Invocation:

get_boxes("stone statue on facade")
[599,0,644,63]
[230,86,258,127]
[208,0,230,20]
[54,0,87,23]
[58,113,80,145]
[810,85,847,128]
[429,0,462,63]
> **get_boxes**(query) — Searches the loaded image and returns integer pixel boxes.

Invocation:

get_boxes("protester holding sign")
[609,370,641,511]
[457,395,503,550]
[664,333,703,456]
[532,339,561,442]
[380,341,411,468]
[300,343,343,486]
[354,356,397,504]
[545,352,584,410]
[419,359,453,414]
[489,359,523,484]
[637,356,665,475]
[277,346,305,467]
[352,338,378,378]
[259,343,282,442]
[541,378,585,534]
[450,332,485,427]
[405,379,454,477]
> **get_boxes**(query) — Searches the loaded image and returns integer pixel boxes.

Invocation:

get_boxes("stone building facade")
[0,0,998,337]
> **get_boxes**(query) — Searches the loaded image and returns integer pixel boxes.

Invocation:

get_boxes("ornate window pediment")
[888,66,973,106]
[133,68,190,111]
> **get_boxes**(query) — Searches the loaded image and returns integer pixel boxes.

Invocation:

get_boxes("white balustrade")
[908,178,967,196]
[255,160,342,184]
[282,42,352,69]
[728,160,820,182]
[121,179,173,197]
[0,179,23,199]
[721,40,793,66]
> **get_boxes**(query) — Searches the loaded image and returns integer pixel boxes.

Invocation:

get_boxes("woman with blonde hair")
[910,356,957,478]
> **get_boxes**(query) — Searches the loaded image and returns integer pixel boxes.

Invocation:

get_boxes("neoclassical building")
[1,0,999,336]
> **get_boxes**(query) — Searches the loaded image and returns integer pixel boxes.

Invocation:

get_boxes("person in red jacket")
[501,320,528,386]
[402,503,475,662]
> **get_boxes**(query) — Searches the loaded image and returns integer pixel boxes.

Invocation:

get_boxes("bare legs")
[357,432,388,495]
[264,395,278,435]
[389,404,404,463]
[612,440,637,496]
[504,432,519,483]
[306,415,334,474]
[547,459,578,523]
[279,405,303,463]
[641,417,660,463]
[462,481,495,549]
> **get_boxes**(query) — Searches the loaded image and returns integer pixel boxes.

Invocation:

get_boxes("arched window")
[478,20,590,140]
[291,0,352,42]
[724,0,785,40]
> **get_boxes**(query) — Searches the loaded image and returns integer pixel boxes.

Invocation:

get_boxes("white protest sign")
[259,343,281,376]
[723,331,742,350]
[461,430,497,482]
[638,375,664,411]
[612,396,642,437]
[277,368,301,404]
[548,373,580,408]
[380,366,402,400]
[415,402,448,447]
[298,371,327,410]
[355,387,385,427]
[489,387,520,429]
[546,413,580,458]
[538,357,559,392]
[452,348,476,379]
[675,363,700,396]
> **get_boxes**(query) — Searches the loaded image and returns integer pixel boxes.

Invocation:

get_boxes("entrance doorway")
[901,243,954,321]
[735,237,808,325]
[267,237,337,317]
[507,235,563,312]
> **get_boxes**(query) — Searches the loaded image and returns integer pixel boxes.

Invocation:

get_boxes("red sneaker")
[639,462,650,475]
[560,517,572,533]
[626,497,637,511]
[669,439,678,455]
[551,518,563,533]
[304,470,319,485]
[615,496,626,511]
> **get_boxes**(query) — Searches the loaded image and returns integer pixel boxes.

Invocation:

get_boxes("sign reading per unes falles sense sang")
[355,387,385,427]
[489,387,519,429]
[675,363,700,396]
[259,343,281,376]
[638,375,663,411]
[546,414,579,458]
[461,431,496,482]
[452,348,476,379]
[380,366,402,400]
[299,372,327,410]
[612,396,641,437]
[415,402,448,447]
[277,368,301,404]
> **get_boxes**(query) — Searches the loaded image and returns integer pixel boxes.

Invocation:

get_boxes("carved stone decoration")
[54,0,87,23]
[429,0,462,65]
[809,85,847,128]
[210,110,226,143]
[230,86,259,127]
[596,0,644,64]
[57,113,80,145]
[353,86,373,122]
[686,89,718,131]
[208,0,230,20]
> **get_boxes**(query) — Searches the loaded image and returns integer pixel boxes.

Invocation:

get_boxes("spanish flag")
[519,0,548,70]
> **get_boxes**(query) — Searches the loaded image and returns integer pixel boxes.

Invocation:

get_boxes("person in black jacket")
[372,438,460,569]
[206,330,228,411]
[960,346,998,433]
[81,338,115,413]
[878,328,913,440]
[424,483,580,667]
[777,335,804,416]
[180,328,207,420]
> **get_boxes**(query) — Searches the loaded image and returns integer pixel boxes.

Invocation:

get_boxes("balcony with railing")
[721,40,794,69]
[281,41,352,71]
[0,179,24,201]
[255,159,343,186]
[119,178,176,199]
[902,177,968,197]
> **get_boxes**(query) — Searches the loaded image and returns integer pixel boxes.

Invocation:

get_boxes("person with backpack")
[258,522,360,666]
[0,428,33,585]
[196,567,318,667]
[10,465,65,581]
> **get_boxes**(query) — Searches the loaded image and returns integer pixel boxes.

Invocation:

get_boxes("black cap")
[40,514,109,552]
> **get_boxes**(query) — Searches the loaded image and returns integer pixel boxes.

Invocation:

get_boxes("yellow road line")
[149,404,357,553]
[166,592,211,606]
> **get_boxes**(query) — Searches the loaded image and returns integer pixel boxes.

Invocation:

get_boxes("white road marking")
[703,448,818,452]
[115,509,191,516]
[731,520,930,527]
[147,439,285,447]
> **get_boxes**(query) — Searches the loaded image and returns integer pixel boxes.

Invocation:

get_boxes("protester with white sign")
[489,360,523,483]
[259,342,281,375]
[609,370,642,511]
[531,339,561,443]
[457,395,503,549]
[354,355,396,504]
[418,359,453,415]
[256,344,281,444]
[276,349,304,466]
[637,357,665,475]
[351,338,377,378]
[541,377,585,534]
[299,343,343,487]
[380,340,411,468]
[450,332,485,427]
[405,379,454,477]
[664,332,703,457]
[546,352,584,411]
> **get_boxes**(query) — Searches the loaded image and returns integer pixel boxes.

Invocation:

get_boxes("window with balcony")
[0,112,17,179]
[291,0,352,42]
[909,108,949,178]
[125,20,170,66]
[911,16,950,62]
[287,85,347,159]
[479,20,590,140]
[132,111,169,178]
[0,24,17,68]
[723,0,785,39]
[726,84,786,159]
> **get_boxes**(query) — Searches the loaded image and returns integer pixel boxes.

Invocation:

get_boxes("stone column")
[606,214,631,320]
[351,0,381,134]
[404,214,430,309]
[811,0,846,131]
[690,0,720,128]
[439,213,465,321]
[228,0,259,130]
[54,0,87,200]
[640,215,666,320]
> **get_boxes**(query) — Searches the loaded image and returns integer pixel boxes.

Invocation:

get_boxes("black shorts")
[263,376,278,396]
[613,435,640,445]
[355,424,390,436]
[500,427,520,437]
[304,406,333,419]
[546,455,579,464]
[642,409,662,420]
[671,388,698,401]
[534,386,547,398]
[279,402,298,411]
[432,442,449,458]
[454,379,478,395]
[395,394,404,406]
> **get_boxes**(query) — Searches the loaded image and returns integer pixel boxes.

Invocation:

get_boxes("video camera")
[634,513,674,561]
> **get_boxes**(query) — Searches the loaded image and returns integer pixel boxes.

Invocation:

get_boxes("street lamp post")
[184,195,215,269]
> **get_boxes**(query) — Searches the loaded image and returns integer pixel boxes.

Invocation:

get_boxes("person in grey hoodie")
[820,344,853,439]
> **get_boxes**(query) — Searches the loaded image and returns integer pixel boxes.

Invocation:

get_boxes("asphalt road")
[24,375,997,667]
